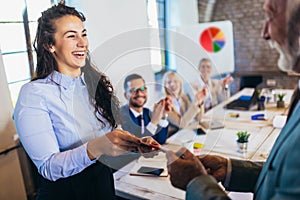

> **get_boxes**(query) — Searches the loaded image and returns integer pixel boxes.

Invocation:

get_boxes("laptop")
[199,121,225,130]
[224,90,258,110]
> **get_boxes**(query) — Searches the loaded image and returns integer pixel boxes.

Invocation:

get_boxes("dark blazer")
[119,104,168,144]
[186,104,300,199]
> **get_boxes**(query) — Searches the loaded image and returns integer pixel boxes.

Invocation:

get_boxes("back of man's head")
[287,0,300,73]
[123,73,144,91]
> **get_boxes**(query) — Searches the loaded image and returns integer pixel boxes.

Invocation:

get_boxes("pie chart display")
[199,27,225,53]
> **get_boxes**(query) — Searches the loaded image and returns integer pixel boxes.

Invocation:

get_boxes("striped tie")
[138,114,145,134]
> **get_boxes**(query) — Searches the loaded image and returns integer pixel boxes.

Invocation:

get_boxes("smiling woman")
[13,3,158,200]
[48,15,88,77]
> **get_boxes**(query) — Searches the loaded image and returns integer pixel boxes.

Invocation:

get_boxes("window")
[0,0,51,106]
[147,0,167,74]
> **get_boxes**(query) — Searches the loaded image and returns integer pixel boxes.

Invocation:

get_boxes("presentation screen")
[168,20,234,84]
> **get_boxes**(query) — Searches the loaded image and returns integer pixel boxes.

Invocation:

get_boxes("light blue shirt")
[13,70,112,181]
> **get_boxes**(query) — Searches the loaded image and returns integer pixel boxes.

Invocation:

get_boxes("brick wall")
[198,0,209,22]
[198,0,299,92]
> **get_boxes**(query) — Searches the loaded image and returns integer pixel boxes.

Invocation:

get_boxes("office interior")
[0,0,298,199]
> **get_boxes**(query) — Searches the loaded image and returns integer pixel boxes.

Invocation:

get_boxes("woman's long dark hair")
[33,3,119,128]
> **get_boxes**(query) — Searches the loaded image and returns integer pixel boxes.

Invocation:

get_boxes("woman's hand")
[164,95,173,113]
[87,129,142,160]
[138,136,160,158]
[221,75,234,86]
[194,87,208,106]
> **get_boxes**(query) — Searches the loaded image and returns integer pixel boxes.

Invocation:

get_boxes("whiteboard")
[168,20,235,86]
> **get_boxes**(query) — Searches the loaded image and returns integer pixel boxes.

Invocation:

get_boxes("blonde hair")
[162,71,183,97]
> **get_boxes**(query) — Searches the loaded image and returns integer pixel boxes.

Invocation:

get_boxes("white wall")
[166,0,199,28]
[67,0,200,105]
[166,0,199,71]
[70,0,157,106]
[0,49,27,199]
[0,49,18,154]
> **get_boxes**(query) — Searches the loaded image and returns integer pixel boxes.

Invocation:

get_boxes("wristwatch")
[162,114,168,119]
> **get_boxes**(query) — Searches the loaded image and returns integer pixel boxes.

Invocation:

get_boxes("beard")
[129,96,147,108]
[269,40,293,72]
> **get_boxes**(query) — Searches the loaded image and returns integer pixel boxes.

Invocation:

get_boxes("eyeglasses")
[129,86,147,94]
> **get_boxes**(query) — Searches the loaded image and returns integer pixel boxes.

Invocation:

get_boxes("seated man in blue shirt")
[120,73,171,144]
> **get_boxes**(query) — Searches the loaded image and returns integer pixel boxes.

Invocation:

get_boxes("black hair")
[123,73,145,91]
[33,3,120,128]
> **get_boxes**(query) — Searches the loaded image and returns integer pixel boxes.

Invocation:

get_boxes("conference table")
[113,88,293,200]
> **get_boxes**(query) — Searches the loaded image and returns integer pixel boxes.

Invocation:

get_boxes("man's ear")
[124,92,129,100]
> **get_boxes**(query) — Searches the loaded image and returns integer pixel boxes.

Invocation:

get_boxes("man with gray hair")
[166,0,300,199]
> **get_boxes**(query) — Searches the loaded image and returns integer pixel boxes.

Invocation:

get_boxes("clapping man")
[120,73,172,144]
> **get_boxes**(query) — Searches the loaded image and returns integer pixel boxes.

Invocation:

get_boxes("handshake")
[166,147,227,191]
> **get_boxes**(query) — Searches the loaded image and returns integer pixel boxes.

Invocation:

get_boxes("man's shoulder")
[120,104,129,110]
[120,104,130,115]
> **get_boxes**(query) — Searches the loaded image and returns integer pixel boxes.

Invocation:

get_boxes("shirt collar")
[49,70,86,89]
[80,73,87,85]
[199,76,212,86]
[129,106,143,118]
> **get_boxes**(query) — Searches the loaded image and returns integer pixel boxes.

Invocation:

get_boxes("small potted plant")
[277,93,285,108]
[236,131,250,153]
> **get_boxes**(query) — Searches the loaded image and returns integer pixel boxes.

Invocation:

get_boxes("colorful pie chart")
[199,27,225,53]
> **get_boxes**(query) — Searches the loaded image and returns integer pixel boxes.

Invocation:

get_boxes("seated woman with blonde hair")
[162,71,207,136]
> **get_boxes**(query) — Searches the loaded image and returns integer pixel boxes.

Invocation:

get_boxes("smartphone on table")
[137,166,164,176]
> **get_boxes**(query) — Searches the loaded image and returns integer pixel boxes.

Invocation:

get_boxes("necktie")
[287,87,300,121]
[138,114,145,134]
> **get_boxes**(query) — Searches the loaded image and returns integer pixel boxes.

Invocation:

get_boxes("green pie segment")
[199,27,226,53]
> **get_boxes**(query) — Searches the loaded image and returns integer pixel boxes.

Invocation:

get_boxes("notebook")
[224,90,258,110]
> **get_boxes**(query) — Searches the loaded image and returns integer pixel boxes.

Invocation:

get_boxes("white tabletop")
[113,88,293,200]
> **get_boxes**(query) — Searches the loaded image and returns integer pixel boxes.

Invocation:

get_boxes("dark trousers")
[36,162,116,200]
